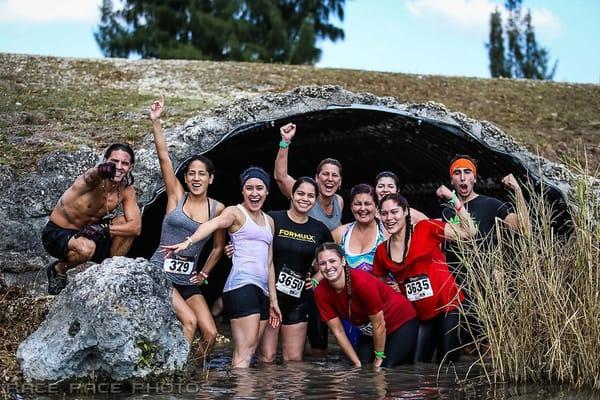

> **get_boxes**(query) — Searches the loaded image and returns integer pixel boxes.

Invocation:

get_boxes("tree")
[486,0,557,80]
[94,0,346,65]
[486,8,508,78]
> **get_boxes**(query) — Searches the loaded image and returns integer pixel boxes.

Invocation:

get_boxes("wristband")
[374,351,386,359]
[311,278,319,288]
[185,236,193,248]
[198,270,209,285]
[447,191,458,207]
[279,139,290,149]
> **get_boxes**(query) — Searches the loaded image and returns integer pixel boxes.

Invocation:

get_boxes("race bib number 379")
[276,267,305,298]
[405,274,434,302]
[163,255,194,275]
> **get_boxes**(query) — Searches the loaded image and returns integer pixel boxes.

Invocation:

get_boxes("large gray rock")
[17,257,189,382]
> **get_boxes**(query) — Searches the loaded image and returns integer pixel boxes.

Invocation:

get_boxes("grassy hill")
[1,53,599,173]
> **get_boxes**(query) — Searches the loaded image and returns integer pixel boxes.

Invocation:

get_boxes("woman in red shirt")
[314,242,418,368]
[373,188,476,363]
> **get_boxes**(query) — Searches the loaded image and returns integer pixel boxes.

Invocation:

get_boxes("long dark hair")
[292,176,318,196]
[183,154,215,175]
[316,158,342,175]
[104,143,135,186]
[380,193,412,261]
[350,183,377,206]
[375,171,400,192]
[315,242,352,318]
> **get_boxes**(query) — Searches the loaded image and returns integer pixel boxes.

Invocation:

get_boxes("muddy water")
[170,321,596,400]
[4,272,597,399]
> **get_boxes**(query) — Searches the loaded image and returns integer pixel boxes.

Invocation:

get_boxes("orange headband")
[449,158,477,178]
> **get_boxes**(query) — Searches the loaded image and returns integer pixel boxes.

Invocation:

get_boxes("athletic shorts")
[41,220,111,263]
[173,283,204,300]
[279,298,309,325]
[222,284,268,320]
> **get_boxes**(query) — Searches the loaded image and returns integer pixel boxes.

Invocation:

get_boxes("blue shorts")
[222,284,268,320]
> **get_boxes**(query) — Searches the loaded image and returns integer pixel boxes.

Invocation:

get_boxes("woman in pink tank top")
[163,166,280,368]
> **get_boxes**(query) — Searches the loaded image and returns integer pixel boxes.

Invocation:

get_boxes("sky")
[0,0,598,84]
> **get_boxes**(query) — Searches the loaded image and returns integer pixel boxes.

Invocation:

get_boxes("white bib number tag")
[405,274,434,302]
[163,255,194,275]
[276,267,305,298]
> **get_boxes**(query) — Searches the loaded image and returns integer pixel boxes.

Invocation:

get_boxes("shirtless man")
[41,143,142,294]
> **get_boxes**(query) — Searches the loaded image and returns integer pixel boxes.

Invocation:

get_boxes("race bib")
[358,322,373,337]
[276,267,305,298]
[163,255,195,276]
[405,274,434,302]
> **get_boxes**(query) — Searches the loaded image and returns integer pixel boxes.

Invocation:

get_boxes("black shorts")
[222,284,268,320]
[173,283,204,300]
[41,220,111,263]
[279,298,309,325]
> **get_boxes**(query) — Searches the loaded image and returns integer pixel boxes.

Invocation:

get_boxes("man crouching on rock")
[41,143,142,295]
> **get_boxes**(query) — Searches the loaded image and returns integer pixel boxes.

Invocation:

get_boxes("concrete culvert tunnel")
[128,88,572,304]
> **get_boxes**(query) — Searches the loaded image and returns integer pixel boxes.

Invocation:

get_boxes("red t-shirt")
[315,268,416,334]
[373,219,464,321]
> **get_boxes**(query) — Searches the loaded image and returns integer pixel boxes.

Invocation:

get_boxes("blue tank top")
[149,195,216,285]
[341,221,385,273]
[307,195,342,231]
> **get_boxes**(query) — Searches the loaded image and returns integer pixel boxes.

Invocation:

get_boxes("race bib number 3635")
[405,274,434,302]
[163,255,194,275]
[276,267,305,298]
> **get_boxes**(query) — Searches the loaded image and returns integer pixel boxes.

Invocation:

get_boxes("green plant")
[455,170,600,389]
[136,339,158,369]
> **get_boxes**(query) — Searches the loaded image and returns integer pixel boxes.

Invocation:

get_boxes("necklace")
[102,180,121,217]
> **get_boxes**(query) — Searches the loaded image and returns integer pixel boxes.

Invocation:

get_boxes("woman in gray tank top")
[163,166,278,369]
[274,123,344,231]
[149,97,225,362]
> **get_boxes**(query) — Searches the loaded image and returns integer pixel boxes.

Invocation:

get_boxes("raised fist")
[78,221,111,241]
[436,185,453,201]
[97,162,116,180]
[280,123,296,143]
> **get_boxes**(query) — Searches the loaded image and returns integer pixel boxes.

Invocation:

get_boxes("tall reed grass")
[455,170,600,389]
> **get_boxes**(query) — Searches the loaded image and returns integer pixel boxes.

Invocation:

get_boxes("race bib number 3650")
[405,274,434,302]
[276,267,305,298]
[163,255,194,275]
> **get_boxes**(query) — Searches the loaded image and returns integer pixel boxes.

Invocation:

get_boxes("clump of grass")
[455,170,600,389]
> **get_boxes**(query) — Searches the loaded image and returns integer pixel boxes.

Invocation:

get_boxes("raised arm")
[274,123,297,199]
[409,208,428,225]
[436,185,477,241]
[150,96,183,209]
[501,174,531,236]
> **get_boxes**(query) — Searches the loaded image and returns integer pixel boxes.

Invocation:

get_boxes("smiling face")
[184,160,213,196]
[315,163,341,199]
[351,193,377,224]
[291,182,317,214]
[104,149,133,183]
[450,167,477,201]
[379,198,407,235]
[242,177,268,212]
[317,248,345,283]
[375,176,398,201]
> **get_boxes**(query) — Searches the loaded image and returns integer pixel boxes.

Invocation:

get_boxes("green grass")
[0,53,598,172]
